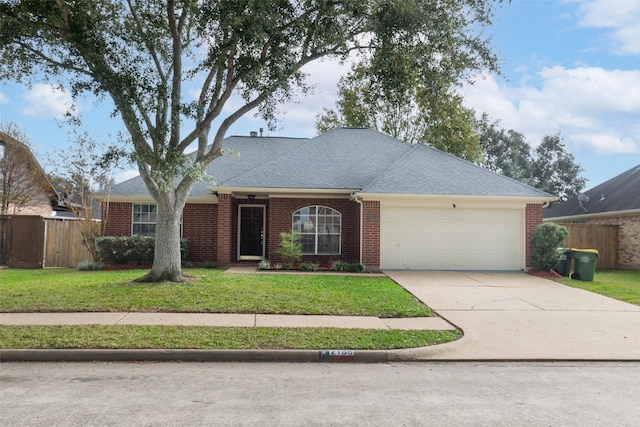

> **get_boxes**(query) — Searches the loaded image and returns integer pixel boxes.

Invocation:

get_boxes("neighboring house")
[102,128,555,271]
[544,165,640,270]
[0,131,70,216]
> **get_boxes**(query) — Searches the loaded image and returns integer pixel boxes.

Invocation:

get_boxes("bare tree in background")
[48,132,114,262]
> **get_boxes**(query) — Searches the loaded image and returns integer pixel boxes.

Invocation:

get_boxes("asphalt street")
[2,362,639,426]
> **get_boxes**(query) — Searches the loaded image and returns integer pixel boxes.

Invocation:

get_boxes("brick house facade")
[102,196,545,270]
[102,128,554,271]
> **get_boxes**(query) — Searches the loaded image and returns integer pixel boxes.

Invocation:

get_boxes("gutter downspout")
[350,192,363,266]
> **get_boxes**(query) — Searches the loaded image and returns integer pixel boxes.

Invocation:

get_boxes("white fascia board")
[101,196,217,204]
[99,196,156,203]
[545,209,640,222]
[209,186,356,199]
[356,192,557,209]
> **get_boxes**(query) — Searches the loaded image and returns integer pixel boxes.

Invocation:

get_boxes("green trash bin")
[571,248,599,281]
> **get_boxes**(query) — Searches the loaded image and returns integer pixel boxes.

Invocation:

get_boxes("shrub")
[77,260,105,271]
[96,236,128,264]
[530,222,569,270]
[275,230,302,266]
[300,262,320,272]
[126,235,155,263]
[96,236,189,265]
[258,259,271,270]
[330,261,364,273]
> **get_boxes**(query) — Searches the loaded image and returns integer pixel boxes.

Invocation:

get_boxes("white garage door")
[380,207,524,270]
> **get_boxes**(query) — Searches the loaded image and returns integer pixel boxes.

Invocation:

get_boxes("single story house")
[103,128,555,271]
[544,165,640,270]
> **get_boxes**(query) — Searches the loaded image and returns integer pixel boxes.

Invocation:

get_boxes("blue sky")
[1,0,639,188]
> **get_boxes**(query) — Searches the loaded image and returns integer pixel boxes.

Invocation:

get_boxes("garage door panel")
[381,207,523,270]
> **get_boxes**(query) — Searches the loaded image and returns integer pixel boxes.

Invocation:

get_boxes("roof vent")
[250,131,258,137]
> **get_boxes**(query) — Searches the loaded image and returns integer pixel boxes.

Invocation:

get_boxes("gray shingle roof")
[222,128,411,190]
[544,164,640,218]
[110,128,552,199]
[362,143,551,197]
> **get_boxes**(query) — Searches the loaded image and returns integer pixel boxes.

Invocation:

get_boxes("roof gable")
[544,164,640,218]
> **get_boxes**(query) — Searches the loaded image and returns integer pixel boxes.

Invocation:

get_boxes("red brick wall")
[182,203,216,263]
[216,193,233,266]
[102,202,132,236]
[526,203,543,268]
[101,202,217,263]
[362,200,381,270]
[265,197,360,267]
[103,196,376,267]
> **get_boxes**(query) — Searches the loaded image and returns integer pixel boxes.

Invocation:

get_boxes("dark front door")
[239,205,264,260]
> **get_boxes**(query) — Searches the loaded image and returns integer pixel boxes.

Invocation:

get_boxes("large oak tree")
[0,0,504,281]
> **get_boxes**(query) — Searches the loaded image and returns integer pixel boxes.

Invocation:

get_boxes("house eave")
[544,208,640,222]
[356,192,557,204]
[209,186,356,199]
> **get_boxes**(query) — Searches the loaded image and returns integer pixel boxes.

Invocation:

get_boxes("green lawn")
[0,325,460,350]
[0,268,432,317]
[556,270,640,306]
[0,268,455,350]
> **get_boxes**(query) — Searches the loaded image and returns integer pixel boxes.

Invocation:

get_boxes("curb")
[0,349,391,363]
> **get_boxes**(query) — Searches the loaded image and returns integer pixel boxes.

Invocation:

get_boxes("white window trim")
[292,205,341,255]
[131,203,183,237]
[132,203,157,237]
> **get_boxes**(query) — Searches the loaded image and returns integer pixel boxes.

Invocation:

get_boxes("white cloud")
[574,133,638,154]
[0,91,8,104]
[114,169,139,183]
[21,84,78,119]
[575,0,640,55]
[460,66,640,155]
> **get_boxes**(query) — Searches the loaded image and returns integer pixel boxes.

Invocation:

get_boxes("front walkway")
[385,271,640,360]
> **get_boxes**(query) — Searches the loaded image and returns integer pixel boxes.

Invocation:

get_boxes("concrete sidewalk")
[386,271,640,361]
[0,312,454,331]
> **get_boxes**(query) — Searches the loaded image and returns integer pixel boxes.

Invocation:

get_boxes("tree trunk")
[134,194,184,283]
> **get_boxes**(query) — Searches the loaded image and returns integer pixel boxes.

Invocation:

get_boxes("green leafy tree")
[316,65,484,163]
[476,116,586,201]
[1,0,504,282]
[530,133,586,202]
[476,114,532,183]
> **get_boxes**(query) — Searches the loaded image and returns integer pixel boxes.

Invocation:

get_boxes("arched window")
[292,206,341,255]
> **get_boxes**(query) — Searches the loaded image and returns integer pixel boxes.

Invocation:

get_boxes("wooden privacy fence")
[559,224,619,270]
[44,217,94,267]
[0,215,93,268]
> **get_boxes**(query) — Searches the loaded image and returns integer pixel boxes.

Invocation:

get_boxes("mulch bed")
[527,269,563,279]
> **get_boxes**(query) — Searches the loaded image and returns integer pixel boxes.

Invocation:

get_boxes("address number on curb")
[319,350,355,361]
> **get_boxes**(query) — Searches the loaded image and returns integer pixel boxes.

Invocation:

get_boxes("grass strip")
[0,268,432,317]
[0,325,461,350]
[555,270,640,306]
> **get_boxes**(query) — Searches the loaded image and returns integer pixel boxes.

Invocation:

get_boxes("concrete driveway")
[385,271,640,361]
